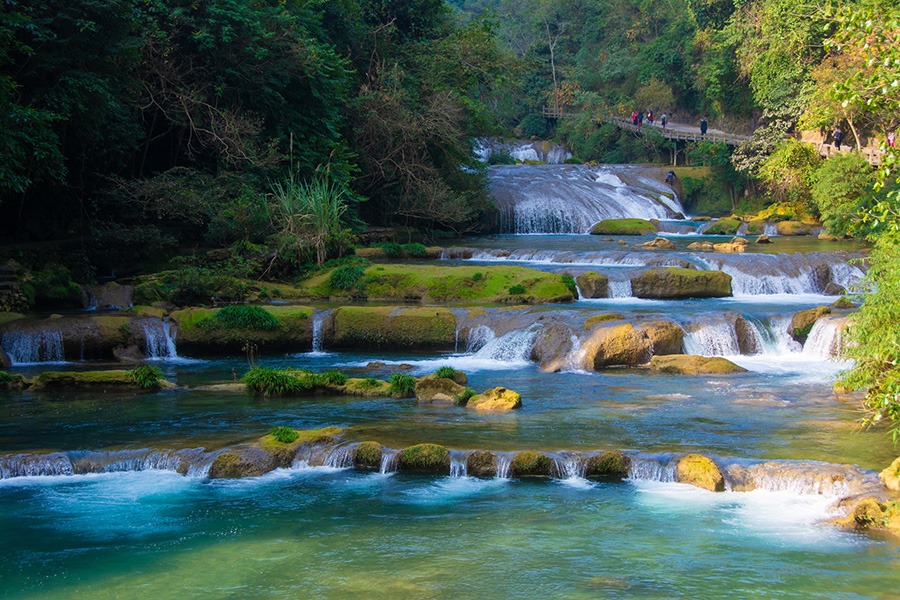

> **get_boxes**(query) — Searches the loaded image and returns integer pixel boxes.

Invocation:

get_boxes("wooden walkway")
[540,106,885,165]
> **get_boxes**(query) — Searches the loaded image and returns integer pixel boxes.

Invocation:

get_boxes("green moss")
[171,305,312,351]
[354,442,383,468]
[269,426,299,443]
[705,218,742,235]
[584,313,625,328]
[589,218,658,236]
[585,451,631,479]
[0,371,26,388]
[127,365,162,390]
[0,312,26,327]
[331,306,457,349]
[398,443,450,472]
[832,296,855,310]
[198,305,282,331]
[31,370,157,390]
[511,451,551,476]
[258,427,343,450]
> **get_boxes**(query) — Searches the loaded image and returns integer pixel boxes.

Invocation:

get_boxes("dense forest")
[1,0,899,432]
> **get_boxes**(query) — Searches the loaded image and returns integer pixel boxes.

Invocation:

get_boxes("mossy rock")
[590,219,658,236]
[833,498,900,536]
[0,312,26,327]
[879,456,900,491]
[583,323,653,368]
[302,264,574,304]
[340,378,393,397]
[355,246,442,260]
[171,305,313,352]
[650,355,747,375]
[0,371,28,389]
[129,305,167,319]
[415,376,467,404]
[353,442,383,469]
[790,306,831,343]
[704,218,742,235]
[398,443,451,473]
[466,387,522,412]
[831,297,855,310]
[631,268,732,299]
[776,221,812,236]
[642,320,684,355]
[585,451,631,479]
[331,306,457,349]
[675,454,725,492]
[575,272,609,298]
[745,219,766,235]
[466,451,498,477]
[207,426,346,478]
[511,451,551,477]
[30,370,173,391]
[584,313,625,328]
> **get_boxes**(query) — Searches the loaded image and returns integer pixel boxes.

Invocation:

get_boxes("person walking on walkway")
[632,111,638,126]
[888,131,896,149]
[833,126,844,151]
[638,112,644,126]
[700,117,708,137]
[648,110,654,125]
[661,113,667,129]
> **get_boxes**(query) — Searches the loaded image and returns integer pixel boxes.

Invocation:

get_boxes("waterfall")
[1,331,65,364]
[628,455,677,482]
[802,319,843,358]
[683,321,742,356]
[450,452,469,478]
[725,461,880,498]
[489,165,684,234]
[470,327,538,365]
[744,316,801,356]
[142,321,178,360]
[0,448,215,479]
[495,454,513,479]
[552,454,587,480]
[1,452,74,478]
[763,223,778,236]
[324,445,355,469]
[607,280,632,299]
[311,311,327,354]
[379,449,399,474]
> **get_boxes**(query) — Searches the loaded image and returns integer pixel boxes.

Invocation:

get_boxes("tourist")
[638,112,644,126]
[648,110,654,125]
[664,170,676,185]
[700,117,708,137]
[833,126,844,151]
[632,111,638,126]
[888,131,896,148]
[661,113,667,129]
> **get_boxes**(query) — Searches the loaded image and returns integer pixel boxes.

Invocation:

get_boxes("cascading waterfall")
[495,454,513,479]
[802,319,843,358]
[0,448,215,479]
[323,445,356,469]
[379,449,400,474]
[607,280,633,299]
[683,321,742,356]
[551,454,587,480]
[1,331,65,364]
[142,321,178,360]
[311,311,328,354]
[489,165,684,234]
[763,223,778,236]
[449,452,469,478]
[628,455,677,483]
[469,327,539,365]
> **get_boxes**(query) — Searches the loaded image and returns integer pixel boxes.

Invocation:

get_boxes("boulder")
[584,451,631,479]
[832,497,900,536]
[712,242,746,253]
[582,323,652,369]
[776,221,812,236]
[818,233,840,242]
[824,282,846,296]
[208,427,344,479]
[0,347,10,368]
[879,456,900,491]
[639,237,676,250]
[790,306,832,343]
[29,369,175,391]
[353,442,383,469]
[113,344,145,363]
[755,234,772,244]
[398,443,451,473]
[511,451,551,477]
[172,305,313,353]
[734,315,760,354]
[331,306,457,349]
[650,355,747,375]
[687,242,714,251]
[631,268,732,299]
[415,376,467,404]
[575,272,609,299]
[584,313,625,328]
[675,454,725,492]
[642,320,684,355]
[88,282,134,309]
[590,218,658,236]
[729,236,749,245]
[831,297,856,310]
[466,387,522,412]
[704,218,742,235]
[466,450,498,477]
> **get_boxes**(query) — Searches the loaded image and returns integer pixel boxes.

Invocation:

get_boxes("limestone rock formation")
[398,444,451,473]
[511,451,551,476]
[467,387,522,412]
[650,355,747,375]
[415,376,467,404]
[879,456,900,491]
[576,271,609,298]
[675,454,725,492]
[631,268,732,299]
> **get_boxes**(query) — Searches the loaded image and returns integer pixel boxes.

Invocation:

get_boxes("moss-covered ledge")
[208,427,344,479]
[171,304,313,352]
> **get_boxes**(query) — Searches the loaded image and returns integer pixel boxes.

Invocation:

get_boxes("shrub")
[435,366,456,379]
[243,367,313,395]
[378,242,403,257]
[455,387,475,406]
[487,150,515,165]
[519,114,550,138]
[563,157,583,164]
[318,370,347,386]
[561,275,577,297]
[269,426,299,444]
[127,365,163,390]
[471,272,484,281]
[402,243,428,258]
[387,373,416,395]
[329,264,366,290]
[508,284,527,295]
[206,305,282,330]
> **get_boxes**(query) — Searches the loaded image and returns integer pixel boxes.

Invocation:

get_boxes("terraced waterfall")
[2,164,899,599]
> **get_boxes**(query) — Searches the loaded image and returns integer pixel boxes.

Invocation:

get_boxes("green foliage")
[508,284,527,295]
[329,265,366,290]
[759,139,822,208]
[486,149,516,165]
[358,377,380,390]
[471,272,484,281]
[243,368,313,396]
[561,275,577,297]
[20,267,84,309]
[319,370,347,386]
[0,371,22,386]
[378,243,403,258]
[135,267,247,307]
[127,365,163,390]
[203,305,282,331]
[518,114,550,138]
[435,366,456,379]
[387,373,417,395]
[811,153,875,236]
[402,243,428,258]
[269,426,299,444]
[455,386,475,406]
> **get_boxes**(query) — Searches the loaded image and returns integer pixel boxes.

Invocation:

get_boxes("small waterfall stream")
[379,449,400,474]
[142,320,178,360]
[1,331,65,364]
